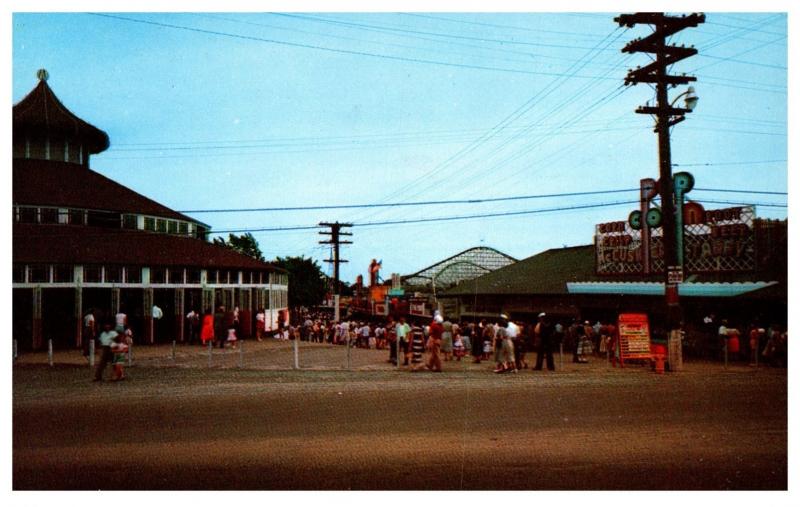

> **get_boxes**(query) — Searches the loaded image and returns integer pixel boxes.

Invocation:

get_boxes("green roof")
[442,243,785,297]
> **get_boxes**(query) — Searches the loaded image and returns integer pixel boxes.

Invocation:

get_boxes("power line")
[211,196,787,236]
[674,160,787,167]
[695,188,787,195]
[700,199,786,208]
[89,13,619,80]
[342,24,629,224]
[201,13,559,69]
[274,12,620,52]
[178,188,639,213]
[400,12,611,40]
[212,199,641,234]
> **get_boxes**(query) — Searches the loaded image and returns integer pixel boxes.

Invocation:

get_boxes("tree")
[212,233,264,261]
[272,256,327,309]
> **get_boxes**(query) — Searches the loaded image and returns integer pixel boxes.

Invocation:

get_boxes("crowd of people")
[82,303,788,379]
[277,310,631,373]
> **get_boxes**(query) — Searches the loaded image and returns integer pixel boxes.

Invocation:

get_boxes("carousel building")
[12,70,289,351]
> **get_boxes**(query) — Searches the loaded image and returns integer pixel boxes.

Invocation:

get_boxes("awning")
[566,281,778,297]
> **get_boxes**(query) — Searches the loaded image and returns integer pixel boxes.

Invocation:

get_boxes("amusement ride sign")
[595,204,756,275]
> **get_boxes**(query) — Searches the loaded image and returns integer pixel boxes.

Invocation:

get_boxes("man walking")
[533,312,556,371]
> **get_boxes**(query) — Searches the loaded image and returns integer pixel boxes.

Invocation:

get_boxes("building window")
[84,266,102,283]
[196,225,208,241]
[13,265,25,283]
[151,267,166,284]
[156,219,167,233]
[58,209,70,224]
[18,207,37,223]
[125,267,142,284]
[168,221,178,234]
[40,208,58,224]
[53,265,74,283]
[105,266,123,283]
[87,210,121,228]
[144,217,156,231]
[69,209,85,225]
[168,268,185,284]
[123,214,138,230]
[179,222,189,236]
[28,265,49,283]
[187,269,202,284]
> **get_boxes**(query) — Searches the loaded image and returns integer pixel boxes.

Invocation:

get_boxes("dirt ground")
[13,342,787,490]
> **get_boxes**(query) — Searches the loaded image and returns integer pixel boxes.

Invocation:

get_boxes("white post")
[293,336,299,370]
[346,333,351,370]
[238,340,244,369]
[89,339,95,368]
[755,338,759,368]
[48,339,53,367]
[724,339,728,369]
[334,294,340,323]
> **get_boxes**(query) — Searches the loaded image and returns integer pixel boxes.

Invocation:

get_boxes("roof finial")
[36,68,49,82]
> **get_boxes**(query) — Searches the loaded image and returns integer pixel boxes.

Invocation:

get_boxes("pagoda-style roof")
[13,223,281,272]
[13,158,204,226]
[13,71,110,154]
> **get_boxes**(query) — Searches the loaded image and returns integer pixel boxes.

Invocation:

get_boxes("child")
[110,333,130,381]
[453,334,465,361]
[227,326,238,349]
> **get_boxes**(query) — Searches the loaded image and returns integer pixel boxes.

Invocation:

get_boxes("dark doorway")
[13,289,33,352]
[42,289,75,349]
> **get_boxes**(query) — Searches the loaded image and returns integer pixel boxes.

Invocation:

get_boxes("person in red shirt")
[426,314,444,372]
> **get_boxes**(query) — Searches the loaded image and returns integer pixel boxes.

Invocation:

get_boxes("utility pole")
[319,222,352,321]
[616,12,704,370]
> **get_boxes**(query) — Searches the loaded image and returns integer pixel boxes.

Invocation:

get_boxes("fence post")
[755,339,759,368]
[724,339,728,370]
[238,340,244,369]
[293,336,299,370]
[48,339,53,367]
[346,334,352,370]
[172,340,176,362]
[207,340,213,368]
[89,339,95,368]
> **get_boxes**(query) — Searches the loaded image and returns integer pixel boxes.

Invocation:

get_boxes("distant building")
[441,209,787,330]
[12,70,288,350]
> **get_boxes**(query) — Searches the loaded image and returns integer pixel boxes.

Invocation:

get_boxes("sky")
[9,2,790,286]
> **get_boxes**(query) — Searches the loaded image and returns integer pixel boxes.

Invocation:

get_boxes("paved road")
[13,359,786,490]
